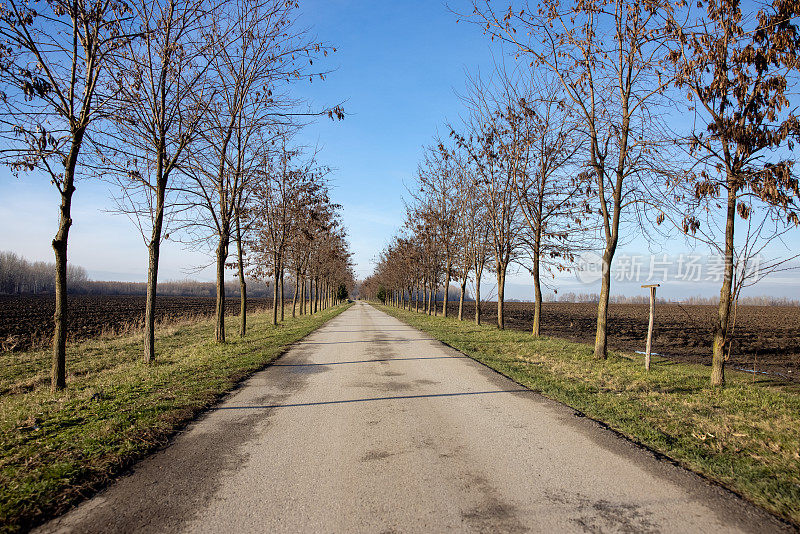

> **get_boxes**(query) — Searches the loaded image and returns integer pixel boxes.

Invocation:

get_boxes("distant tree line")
[71,280,274,298]
[0,252,88,294]
[0,251,289,297]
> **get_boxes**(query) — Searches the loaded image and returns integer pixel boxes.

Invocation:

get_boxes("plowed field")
[0,295,275,350]
[440,301,800,381]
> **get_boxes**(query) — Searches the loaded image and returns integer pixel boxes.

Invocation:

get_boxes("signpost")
[641,284,660,371]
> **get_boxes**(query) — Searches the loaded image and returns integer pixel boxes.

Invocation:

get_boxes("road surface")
[37,301,788,533]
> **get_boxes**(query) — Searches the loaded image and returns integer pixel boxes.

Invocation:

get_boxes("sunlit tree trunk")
[496,260,507,329]
[532,229,542,337]
[272,265,279,325]
[279,268,285,321]
[314,277,319,313]
[292,269,299,318]
[144,146,167,363]
[51,160,77,391]
[442,260,451,317]
[712,183,737,386]
[235,210,247,337]
[458,277,467,321]
[474,265,483,326]
[299,278,304,314]
[594,180,622,359]
[215,233,228,342]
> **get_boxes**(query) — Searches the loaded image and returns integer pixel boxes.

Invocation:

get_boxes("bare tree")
[469,0,672,355]
[454,70,524,329]
[249,136,299,325]
[505,69,587,336]
[416,141,459,316]
[107,0,212,362]
[449,147,474,320]
[0,0,136,390]
[228,109,267,336]
[178,0,335,342]
[662,0,800,386]
[468,197,492,325]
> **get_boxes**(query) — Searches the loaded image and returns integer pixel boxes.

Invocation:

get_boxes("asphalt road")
[37,301,788,533]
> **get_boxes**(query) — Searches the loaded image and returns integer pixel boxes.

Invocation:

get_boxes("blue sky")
[0,0,492,282]
[291,0,497,278]
[1,0,799,300]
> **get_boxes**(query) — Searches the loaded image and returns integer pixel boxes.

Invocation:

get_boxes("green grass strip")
[0,303,351,533]
[377,303,800,526]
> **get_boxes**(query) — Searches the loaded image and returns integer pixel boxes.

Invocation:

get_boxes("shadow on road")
[216,389,531,410]
[273,355,470,367]
[295,338,437,345]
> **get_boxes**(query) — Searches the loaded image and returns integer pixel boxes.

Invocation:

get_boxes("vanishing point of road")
[38,301,789,533]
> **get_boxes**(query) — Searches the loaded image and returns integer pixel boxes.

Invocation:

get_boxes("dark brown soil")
[0,294,277,351]
[434,300,800,382]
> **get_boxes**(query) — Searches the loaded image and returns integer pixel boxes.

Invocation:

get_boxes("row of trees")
[0,247,353,298]
[0,251,88,294]
[362,0,800,387]
[0,0,353,391]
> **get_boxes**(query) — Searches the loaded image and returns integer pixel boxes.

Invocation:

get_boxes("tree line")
[361,0,800,387]
[0,0,354,391]
[0,251,88,294]
[0,251,294,298]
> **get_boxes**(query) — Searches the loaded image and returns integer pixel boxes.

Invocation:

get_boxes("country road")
[37,301,788,533]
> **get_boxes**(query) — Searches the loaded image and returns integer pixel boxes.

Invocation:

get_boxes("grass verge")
[376,303,800,526]
[0,303,351,533]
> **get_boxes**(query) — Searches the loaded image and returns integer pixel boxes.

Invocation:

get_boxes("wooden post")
[642,284,659,371]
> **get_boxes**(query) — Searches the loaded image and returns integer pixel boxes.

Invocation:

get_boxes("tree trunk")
[143,164,167,363]
[299,277,304,315]
[279,268,285,321]
[238,286,247,331]
[292,271,299,318]
[50,132,84,391]
[712,183,737,387]
[235,212,247,337]
[272,267,279,325]
[458,278,467,321]
[51,179,76,391]
[475,268,483,326]
[443,262,451,317]
[532,249,542,337]
[215,236,228,343]
[497,262,506,330]
[144,234,161,363]
[594,249,613,359]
